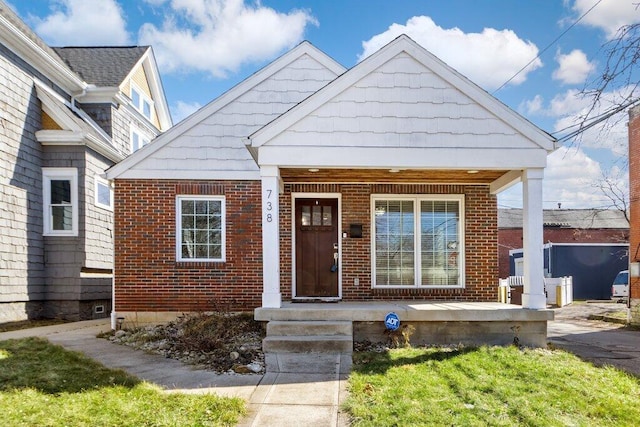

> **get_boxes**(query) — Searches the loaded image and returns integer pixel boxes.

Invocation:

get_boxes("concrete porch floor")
[256,301,554,348]
[256,301,554,322]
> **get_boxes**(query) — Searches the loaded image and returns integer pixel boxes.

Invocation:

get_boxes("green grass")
[0,337,246,426]
[0,319,69,332]
[345,346,640,426]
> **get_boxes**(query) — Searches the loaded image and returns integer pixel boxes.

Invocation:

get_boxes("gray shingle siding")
[0,42,47,320]
[1,10,165,322]
[84,151,114,270]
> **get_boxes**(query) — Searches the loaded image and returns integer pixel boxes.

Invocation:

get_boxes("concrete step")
[266,320,352,337]
[265,352,352,374]
[263,335,353,353]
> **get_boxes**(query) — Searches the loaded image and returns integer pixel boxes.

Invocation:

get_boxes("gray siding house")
[0,1,171,322]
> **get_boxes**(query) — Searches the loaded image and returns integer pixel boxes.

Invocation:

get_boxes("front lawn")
[345,346,640,426]
[0,337,246,426]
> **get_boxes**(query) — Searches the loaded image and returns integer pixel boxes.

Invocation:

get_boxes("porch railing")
[498,276,573,307]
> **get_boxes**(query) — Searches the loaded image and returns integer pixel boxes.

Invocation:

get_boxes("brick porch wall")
[114,180,263,312]
[629,106,640,324]
[282,183,498,301]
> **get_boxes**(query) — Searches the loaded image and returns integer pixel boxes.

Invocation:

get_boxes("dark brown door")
[295,198,339,298]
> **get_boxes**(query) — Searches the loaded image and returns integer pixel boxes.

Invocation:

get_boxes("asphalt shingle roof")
[53,46,149,87]
[498,209,629,229]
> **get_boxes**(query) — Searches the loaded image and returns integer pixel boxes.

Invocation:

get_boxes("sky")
[9,0,640,210]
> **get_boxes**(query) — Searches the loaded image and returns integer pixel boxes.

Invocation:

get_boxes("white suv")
[611,270,629,302]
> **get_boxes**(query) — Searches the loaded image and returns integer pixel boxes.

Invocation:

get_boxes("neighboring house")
[629,105,640,325]
[498,208,629,279]
[106,34,556,327]
[0,1,171,322]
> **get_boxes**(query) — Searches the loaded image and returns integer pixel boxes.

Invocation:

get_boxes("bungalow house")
[0,1,171,322]
[106,35,556,355]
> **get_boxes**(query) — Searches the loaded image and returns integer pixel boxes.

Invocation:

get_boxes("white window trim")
[130,126,150,153]
[176,195,226,262]
[94,176,113,211]
[130,82,154,121]
[43,167,78,236]
[370,194,465,289]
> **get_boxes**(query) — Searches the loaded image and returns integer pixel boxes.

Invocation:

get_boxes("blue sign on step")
[384,312,400,331]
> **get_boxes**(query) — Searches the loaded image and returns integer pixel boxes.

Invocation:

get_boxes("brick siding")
[115,180,500,313]
[114,180,263,312]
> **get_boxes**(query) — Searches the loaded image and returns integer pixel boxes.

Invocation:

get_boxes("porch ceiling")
[280,168,509,184]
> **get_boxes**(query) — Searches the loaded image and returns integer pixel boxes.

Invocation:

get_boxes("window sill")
[175,260,225,269]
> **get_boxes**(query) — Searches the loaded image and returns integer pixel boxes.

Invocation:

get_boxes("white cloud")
[29,0,130,46]
[520,87,630,156]
[520,94,544,115]
[544,146,604,208]
[359,16,542,90]
[572,0,640,38]
[172,100,202,123]
[498,146,614,209]
[550,88,630,156]
[552,49,596,85]
[138,0,317,77]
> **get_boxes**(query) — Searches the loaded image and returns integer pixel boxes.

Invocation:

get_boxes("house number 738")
[265,189,273,223]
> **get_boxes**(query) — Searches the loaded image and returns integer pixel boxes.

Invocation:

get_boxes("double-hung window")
[372,195,464,288]
[176,196,225,262]
[43,168,78,236]
[131,84,153,120]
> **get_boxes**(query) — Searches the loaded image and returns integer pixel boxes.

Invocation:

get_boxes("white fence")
[498,276,573,307]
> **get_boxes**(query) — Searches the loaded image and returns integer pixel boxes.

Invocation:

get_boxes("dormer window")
[131,84,153,121]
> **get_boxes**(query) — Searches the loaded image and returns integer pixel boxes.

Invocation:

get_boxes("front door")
[295,198,339,298]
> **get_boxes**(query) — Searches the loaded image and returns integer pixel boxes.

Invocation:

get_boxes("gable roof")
[248,35,556,170]
[54,45,172,131]
[499,209,629,229]
[106,41,345,179]
[54,46,149,87]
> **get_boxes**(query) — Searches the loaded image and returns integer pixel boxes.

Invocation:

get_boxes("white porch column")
[522,168,546,309]
[260,166,282,308]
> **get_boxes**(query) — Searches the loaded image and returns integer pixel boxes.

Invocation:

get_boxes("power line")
[554,97,640,142]
[492,0,603,94]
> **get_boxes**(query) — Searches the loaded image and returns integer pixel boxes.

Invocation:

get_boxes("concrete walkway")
[0,320,350,426]
[548,317,640,377]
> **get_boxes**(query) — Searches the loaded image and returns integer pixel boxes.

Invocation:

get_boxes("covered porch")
[246,36,556,370]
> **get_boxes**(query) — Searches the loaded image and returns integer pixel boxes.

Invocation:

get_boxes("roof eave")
[0,12,86,93]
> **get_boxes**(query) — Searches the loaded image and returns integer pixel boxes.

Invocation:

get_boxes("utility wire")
[554,97,640,142]
[492,0,603,94]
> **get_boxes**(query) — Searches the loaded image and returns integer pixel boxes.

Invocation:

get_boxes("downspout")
[70,88,86,114]
[110,185,117,330]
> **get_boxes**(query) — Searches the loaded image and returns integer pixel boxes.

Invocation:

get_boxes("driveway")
[548,302,640,377]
